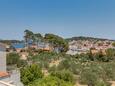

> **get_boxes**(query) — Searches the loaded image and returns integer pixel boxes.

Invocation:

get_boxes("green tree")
[44,33,68,52]
[34,33,43,42]
[34,33,43,48]
[24,29,34,47]
[20,64,43,85]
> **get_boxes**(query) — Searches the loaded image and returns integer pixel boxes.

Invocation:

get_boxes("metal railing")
[0,81,15,86]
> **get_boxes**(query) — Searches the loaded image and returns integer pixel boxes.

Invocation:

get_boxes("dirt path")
[109,81,115,86]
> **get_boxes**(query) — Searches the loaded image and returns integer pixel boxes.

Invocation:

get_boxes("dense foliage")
[19,50,115,86]
[51,70,74,84]
[112,42,115,47]
[29,76,73,86]
[20,64,43,85]
[7,53,20,65]
[6,53,27,68]
[24,30,68,52]
[20,64,74,86]
[44,33,68,52]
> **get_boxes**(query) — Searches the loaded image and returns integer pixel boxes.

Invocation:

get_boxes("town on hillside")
[67,38,115,55]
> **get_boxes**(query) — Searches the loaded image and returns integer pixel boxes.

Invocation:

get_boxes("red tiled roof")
[0,72,9,78]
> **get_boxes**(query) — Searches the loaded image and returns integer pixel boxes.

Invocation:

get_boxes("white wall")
[0,51,6,72]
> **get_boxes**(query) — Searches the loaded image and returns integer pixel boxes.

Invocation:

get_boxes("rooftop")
[0,72,9,78]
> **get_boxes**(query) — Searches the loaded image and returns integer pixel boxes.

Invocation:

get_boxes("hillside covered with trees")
[67,36,115,41]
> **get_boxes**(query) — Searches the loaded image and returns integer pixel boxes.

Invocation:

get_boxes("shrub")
[79,62,112,86]
[29,76,73,86]
[112,42,115,47]
[17,59,27,68]
[48,65,57,73]
[76,53,91,62]
[80,69,99,86]
[51,70,74,84]
[38,61,49,69]
[7,53,20,65]
[106,48,115,60]
[96,80,110,86]
[20,64,43,85]
[102,62,115,81]
[57,60,70,70]
[57,58,78,74]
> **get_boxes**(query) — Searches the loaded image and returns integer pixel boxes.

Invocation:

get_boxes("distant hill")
[66,36,115,41]
[0,40,23,45]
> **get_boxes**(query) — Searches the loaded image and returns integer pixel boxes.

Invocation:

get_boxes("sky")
[0,0,115,40]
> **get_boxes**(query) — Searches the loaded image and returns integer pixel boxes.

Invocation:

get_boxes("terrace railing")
[0,80,15,86]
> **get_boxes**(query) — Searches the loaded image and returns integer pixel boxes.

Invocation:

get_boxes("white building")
[0,43,23,86]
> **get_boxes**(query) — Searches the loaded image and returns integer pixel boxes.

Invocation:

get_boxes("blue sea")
[12,43,25,49]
